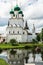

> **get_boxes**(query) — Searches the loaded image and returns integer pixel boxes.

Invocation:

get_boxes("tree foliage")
[10,39,17,44]
[36,34,40,41]
[41,28,43,41]
[32,39,37,43]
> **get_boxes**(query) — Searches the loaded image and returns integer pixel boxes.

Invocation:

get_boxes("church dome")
[18,10,23,14]
[10,10,14,14]
[14,5,20,11]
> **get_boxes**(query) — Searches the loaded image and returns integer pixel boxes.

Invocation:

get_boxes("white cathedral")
[6,5,37,42]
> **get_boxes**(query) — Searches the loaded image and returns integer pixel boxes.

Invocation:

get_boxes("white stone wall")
[6,34,28,42]
[6,27,23,35]
[6,35,22,42]
[27,34,36,42]
[6,34,36,42]
[32,33,37,40]
[9,18,24,27]
[27,35,33,42]
[6,17,37,42]
[22,35,27,42]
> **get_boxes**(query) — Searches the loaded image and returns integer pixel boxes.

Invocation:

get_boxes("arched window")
[18,31,19,34]
[13,31,14,34]
[9,31,10,34]
[23,32,25,34]
[16,15,17,18]
[8,21,9,26]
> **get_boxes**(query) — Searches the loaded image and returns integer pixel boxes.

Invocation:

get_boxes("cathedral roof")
[18,10,23,14]
[18,10,24,17]
[14,5,20,11]
[10,10,14,14]
[24,21,29,30]
[26,30,32,35]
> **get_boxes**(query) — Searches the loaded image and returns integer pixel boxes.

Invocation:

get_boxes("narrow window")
[13,31,14,34]
[23,32,25,34]
[9,31,10,34]
[18,31,19,34]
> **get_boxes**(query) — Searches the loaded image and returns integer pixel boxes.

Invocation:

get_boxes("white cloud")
[0,2,11,18]
[0,0,43,33]
[0,0,38,18]
[24,0,43,20]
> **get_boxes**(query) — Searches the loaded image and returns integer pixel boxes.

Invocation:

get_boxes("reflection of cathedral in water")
[0,50,42,65]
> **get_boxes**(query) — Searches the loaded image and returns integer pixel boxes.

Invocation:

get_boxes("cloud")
[24,0,43,20]
[0,0,38,18]
[0,0,43,33]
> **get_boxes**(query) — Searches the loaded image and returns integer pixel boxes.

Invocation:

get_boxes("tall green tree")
[36,34,40,41]
[41,28,43,41]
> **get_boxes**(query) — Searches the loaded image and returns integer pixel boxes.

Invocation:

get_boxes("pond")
[0,49,43,65]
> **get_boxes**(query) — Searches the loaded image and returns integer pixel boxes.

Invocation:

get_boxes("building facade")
[6,5,36,42]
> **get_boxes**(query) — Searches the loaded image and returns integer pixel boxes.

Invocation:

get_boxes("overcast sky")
[0,0,43,33]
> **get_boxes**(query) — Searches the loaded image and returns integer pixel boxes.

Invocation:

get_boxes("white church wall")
[27,35,33,42]
[27,34,37,42]
[6,35,22,42]
[6,34,28,42]
[22,35,27,42]
[19,14,22,18]
[32,33,37,40]
[9,18,24,27]
[6,27,23,35]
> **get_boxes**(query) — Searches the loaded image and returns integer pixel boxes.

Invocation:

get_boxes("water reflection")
[0,49,43,63]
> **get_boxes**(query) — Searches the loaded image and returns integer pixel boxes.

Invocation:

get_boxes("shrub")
[0,48,3,53]
[10,39,18,46]
[12,43,19,46]
[32,39,38,44]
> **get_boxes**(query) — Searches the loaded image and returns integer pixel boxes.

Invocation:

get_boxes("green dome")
[10,10,14,14]
[18,10,23,14]
[14,5,20,11]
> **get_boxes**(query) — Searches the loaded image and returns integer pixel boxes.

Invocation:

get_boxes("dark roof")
[10,10,14,14]
[24,21,29,29]
[14,5,20,11]
[18,10,23,14]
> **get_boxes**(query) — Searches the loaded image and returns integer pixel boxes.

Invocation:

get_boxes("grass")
[0,42,43,49]
[0,59,9,65]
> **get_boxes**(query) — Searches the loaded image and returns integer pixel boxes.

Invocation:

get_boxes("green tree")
[0,49,3,53]
[32,39,37,44]
[36,34,40,41]
[41,28,43,41]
